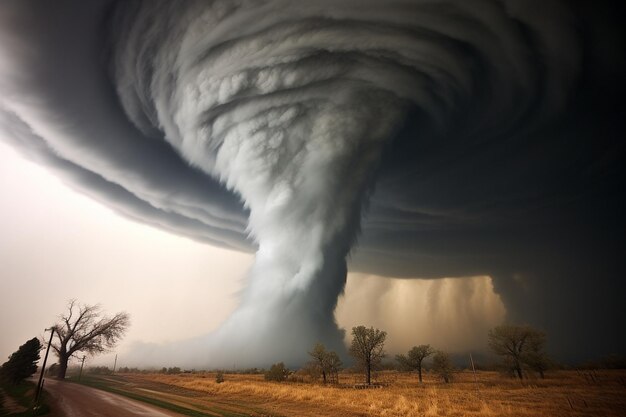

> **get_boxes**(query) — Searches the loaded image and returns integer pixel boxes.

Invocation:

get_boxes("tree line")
[263,323,550,385]
[0,322,551,387]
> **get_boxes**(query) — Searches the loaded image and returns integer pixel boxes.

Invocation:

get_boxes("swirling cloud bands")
[0,0,624,364]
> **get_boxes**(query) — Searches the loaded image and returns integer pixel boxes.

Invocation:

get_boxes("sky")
[0,141,251,364]
[0,0,624,366]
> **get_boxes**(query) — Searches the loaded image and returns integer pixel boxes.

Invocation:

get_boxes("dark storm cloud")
[0,107,252,249]
[0,0,624,363]
[0,2,250,250]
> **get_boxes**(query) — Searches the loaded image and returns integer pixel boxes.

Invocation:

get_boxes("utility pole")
[79,356,86,381]
[35,327,55,405]
[469,353,480,395]
[113,354,118,374]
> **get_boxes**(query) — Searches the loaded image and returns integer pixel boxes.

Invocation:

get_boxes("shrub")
[87,366,112,375]
[47,363,59,377]
[287,373,305,383]
[215,371,225,383]
[264,362,289,382]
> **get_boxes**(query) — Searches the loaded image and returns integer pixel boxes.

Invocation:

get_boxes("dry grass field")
[98,369,626,417]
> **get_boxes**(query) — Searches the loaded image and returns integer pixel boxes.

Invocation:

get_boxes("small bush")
[287,373,305,383]
[87,366,112,375]
[264,362,289,382]
[215,371,225,383]
[47,363,59,377]
[164,367,181,374]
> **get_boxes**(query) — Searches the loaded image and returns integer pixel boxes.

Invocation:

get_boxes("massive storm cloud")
[0,0,624,365]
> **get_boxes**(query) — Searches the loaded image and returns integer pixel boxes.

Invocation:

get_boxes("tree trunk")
[322,370,327,384]
[539,369,545,379]
[515,362,523,380]
[418,365,423,383]
[366,362,371,385]
[57,355,69,380]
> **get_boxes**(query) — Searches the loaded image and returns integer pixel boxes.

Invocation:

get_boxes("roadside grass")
[64,370,626,417]
[136,370,626,417]
[0,381,50,417]
[70,376,250,417]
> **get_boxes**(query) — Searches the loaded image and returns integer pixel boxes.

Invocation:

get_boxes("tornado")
[110,1,419,364]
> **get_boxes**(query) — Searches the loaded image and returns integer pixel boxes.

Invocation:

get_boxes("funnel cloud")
[0,0,624,365]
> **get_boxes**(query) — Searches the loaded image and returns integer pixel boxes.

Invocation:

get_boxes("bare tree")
[325,350,343,384]
[488,324,547,380]
[349,326,386,385]
[50,300,130,379]
[396,344,434,383]
[308,343,342,384]
[309,343,330,384]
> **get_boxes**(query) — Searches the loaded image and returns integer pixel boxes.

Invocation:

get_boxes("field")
[0,381,49,417]
[75,369,626,417]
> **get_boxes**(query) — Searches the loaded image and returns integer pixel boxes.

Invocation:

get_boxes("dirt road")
[43,378,187,417]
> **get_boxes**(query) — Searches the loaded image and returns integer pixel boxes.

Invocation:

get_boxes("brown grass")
[114,370,626,417]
